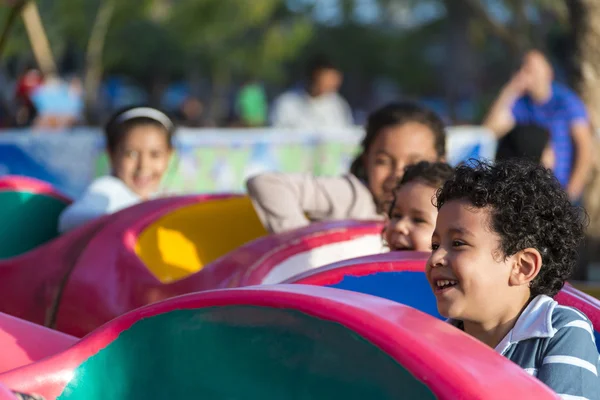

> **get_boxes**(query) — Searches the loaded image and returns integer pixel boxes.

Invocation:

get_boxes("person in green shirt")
[236,80,268,127]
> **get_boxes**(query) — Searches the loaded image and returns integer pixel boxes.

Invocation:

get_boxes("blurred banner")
[0,126,496,197]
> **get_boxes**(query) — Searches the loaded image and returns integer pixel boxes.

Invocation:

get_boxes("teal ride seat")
[0,285,556,399]
[0,191,69,259]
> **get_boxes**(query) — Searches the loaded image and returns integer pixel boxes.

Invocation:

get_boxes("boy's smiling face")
[426,199,517,322]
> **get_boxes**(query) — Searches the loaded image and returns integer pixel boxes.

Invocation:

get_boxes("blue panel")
[327,271,600,353]
[0,144,58,183]
[327,272,442,320]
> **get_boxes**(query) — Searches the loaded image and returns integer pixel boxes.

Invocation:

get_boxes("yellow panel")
[135,196,267,283]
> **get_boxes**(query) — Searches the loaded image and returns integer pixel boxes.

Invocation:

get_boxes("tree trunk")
[20,1,56,77]
[568,0,600,245]
[568,0,600,127]
[84,0,116,124]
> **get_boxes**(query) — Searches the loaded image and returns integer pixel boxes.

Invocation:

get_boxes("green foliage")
[0,6,30,58]
[0,0,313,84]
[0,0,572,99]
[0,0,152,62]
[103,19,186,80]
[166,0,313,83]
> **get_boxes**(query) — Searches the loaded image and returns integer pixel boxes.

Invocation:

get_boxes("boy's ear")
[509,248,542,288]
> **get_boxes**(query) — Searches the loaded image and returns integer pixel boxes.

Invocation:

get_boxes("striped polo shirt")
[512,82,589,188]
[450,295,600,399]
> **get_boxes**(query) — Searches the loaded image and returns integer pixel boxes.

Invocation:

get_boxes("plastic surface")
[570,282,600,299]
[202,219,384,287]
[135,196,267,282]
[0,285,557,400]
[0,313,76,373]
[0,384,17,400]
[556,285,600,349]
[0,194,261,335]
[55,214,382,337]
[54,194,244,336]
[0,176,71,203]
[0,176,71,259]
[287,252,600,352]
[0,214,109,327]
[286,252,437,316]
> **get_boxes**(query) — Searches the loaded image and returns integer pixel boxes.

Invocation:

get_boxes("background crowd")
[1,0,600,279]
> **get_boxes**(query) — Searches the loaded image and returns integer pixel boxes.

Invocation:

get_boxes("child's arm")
[246,172,377,233]
[58,177,140,233]
[536,317,599,399]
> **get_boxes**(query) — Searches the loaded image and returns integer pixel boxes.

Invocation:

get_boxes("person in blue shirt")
[484,50,593,201]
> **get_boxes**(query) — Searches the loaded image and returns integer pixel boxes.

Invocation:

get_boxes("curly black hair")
[388,161,454,217]
[349,102,446,181]
[435,159,587,298]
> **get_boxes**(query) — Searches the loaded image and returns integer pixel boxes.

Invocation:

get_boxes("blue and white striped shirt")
[451,295,600,399]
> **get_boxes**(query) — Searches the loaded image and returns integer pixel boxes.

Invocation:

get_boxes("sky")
[286,0,510,27]
[286,0,445,26]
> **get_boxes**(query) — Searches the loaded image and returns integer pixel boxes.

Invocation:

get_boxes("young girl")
[246,102,447,233]
[384,161,453,252]
[58,106,175,233]
[428,159,598,397]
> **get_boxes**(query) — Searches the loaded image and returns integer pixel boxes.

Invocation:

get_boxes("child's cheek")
[382,222,392,246]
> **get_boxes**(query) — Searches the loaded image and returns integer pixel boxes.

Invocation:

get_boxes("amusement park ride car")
[0,176,597,399]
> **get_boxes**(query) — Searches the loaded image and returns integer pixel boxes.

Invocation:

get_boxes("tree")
[567,0,600,240]
[567,0,600,127]
[55,0,158,117]
[0,0,26,59]
[84,0,116,121]
[167,0,313,121]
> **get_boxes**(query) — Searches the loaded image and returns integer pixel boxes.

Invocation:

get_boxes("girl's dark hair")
[388,161,454,217]
[349,102,446,181]
[400,161,454,189]
[105,106,175,153]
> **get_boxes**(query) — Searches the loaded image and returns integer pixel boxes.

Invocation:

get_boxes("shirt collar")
[448,295,558,354]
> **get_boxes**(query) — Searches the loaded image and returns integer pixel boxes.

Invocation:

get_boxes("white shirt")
[271,90,354,129]
[58,176,142,233]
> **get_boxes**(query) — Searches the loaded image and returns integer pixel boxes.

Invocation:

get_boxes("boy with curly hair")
[427,159,599,397]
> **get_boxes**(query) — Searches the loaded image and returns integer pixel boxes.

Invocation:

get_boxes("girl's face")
[110,125,172,200]
[364,122,440,211]
[385,181,438,252]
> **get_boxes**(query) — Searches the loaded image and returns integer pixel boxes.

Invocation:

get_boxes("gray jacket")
[246,172,383,233]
